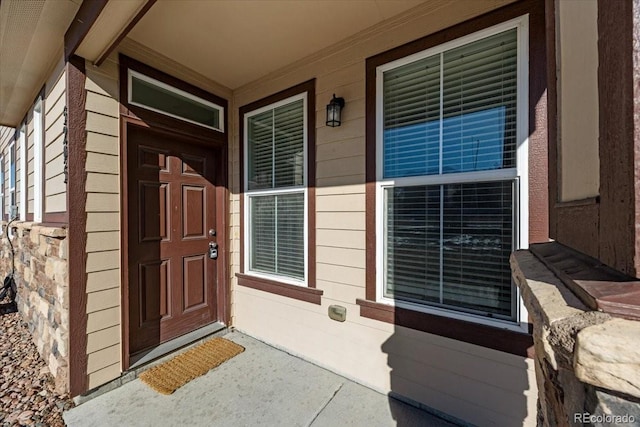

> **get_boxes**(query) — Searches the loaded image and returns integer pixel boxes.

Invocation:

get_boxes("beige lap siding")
[232,1,536,425]
[44,58,68,213]
[84,58,122,389]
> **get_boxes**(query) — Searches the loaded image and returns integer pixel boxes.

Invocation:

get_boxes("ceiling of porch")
[126,0,426,90]
[0,0,81,127]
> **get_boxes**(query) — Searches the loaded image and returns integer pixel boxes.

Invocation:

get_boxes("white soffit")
[75,0,147,63]
[127,0,426,90]
[0,0,80,127]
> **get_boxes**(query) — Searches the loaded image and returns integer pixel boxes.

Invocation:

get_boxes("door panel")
[182,185,205,238]
[128,126,219,355]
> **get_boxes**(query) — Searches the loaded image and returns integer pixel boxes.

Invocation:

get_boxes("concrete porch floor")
[63,332,457,427]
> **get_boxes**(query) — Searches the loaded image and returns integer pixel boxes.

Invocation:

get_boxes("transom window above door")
[128,69,224,132]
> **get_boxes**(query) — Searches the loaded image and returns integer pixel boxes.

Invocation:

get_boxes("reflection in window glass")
[130,72,222,130]
[380,27,520,321]
[383,29,517,179]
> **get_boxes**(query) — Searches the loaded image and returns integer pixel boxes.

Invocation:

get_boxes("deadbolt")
[209,229,216,236]
[208,242,218,260]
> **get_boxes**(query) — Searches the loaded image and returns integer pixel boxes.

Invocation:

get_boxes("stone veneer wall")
[511,251,640,426]
[0,222,69,392]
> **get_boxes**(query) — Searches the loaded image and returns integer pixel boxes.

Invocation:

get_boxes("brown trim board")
[236,274,323,305]
[357,299,533,358]
[546,0,558,239]
[67,55,89,396]
[237,79,319,304]
[64,0,108,60]
[529,242,640,321]
[119,117,132,371]
[95,0,157,67]
[597,0,636,276]
[363,0,546,356]
[43,211,69,225]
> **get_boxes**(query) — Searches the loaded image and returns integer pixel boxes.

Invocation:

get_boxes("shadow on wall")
[382,328,532,426]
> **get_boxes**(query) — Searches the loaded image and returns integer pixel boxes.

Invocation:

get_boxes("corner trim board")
[67,55,89,396]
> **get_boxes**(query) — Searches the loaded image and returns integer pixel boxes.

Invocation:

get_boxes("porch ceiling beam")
[65,0,156,65]
[64,0,109,60]
[94,0,157,67]
[75,0,155,66]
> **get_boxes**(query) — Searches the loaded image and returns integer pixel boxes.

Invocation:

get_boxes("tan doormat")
[139,337,245,395]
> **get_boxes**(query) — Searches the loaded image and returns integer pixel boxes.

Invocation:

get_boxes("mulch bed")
[0,308,73,426]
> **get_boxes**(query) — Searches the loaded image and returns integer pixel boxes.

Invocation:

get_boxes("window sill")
[355,298,534,358]
[236,273,323,305]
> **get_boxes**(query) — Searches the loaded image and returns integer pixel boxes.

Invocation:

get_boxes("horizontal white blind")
[443,30,517,173]
[385,185,441,302]
[385,180,514,318]
[383,28,517,178]
[384,54,440,177]
[250,193,304,280]
[247,99,304,190]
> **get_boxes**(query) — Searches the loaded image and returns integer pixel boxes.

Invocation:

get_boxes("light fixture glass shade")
[326,94,345,127]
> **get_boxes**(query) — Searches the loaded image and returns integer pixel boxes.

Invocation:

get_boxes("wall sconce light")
[326,94,345,127]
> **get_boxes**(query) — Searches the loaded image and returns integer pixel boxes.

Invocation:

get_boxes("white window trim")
[8,141,15,213]
[19,125,26,221]
[243,92,309,287]
[374,15,530,332]
[7,140,16,239]
[127,69,225,132]
[34,99,43,223]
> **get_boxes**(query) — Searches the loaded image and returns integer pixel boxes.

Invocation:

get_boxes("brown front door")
[127,126,220,355]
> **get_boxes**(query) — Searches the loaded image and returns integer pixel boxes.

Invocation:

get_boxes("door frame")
[119,56,229,370]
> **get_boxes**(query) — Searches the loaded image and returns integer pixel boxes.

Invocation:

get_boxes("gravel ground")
[0,305,72,426]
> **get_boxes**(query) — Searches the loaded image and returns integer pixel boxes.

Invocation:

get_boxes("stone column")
[512,251,640,426]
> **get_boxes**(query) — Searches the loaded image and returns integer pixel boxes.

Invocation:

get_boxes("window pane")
[274,100,304,187]
[276,193,304,279]
[131,75,221,129]
[250,196,276,273]
[247,110,274,190]
[441,181,513,317]
[384,181,514,319]
[383,29,517,178]
[250,193,304,280]
[442,29,517,173]
[385,186,440,301]
[247,99,304,190]
[383,54,440,178]
[9,145,15,187]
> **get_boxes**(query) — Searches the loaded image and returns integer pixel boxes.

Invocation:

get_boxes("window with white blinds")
[377,20,527,322]
[245,94,307,284]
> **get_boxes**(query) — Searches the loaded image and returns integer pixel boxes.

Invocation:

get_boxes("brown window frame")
[357,0,549,358]
[237,79,321,305]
